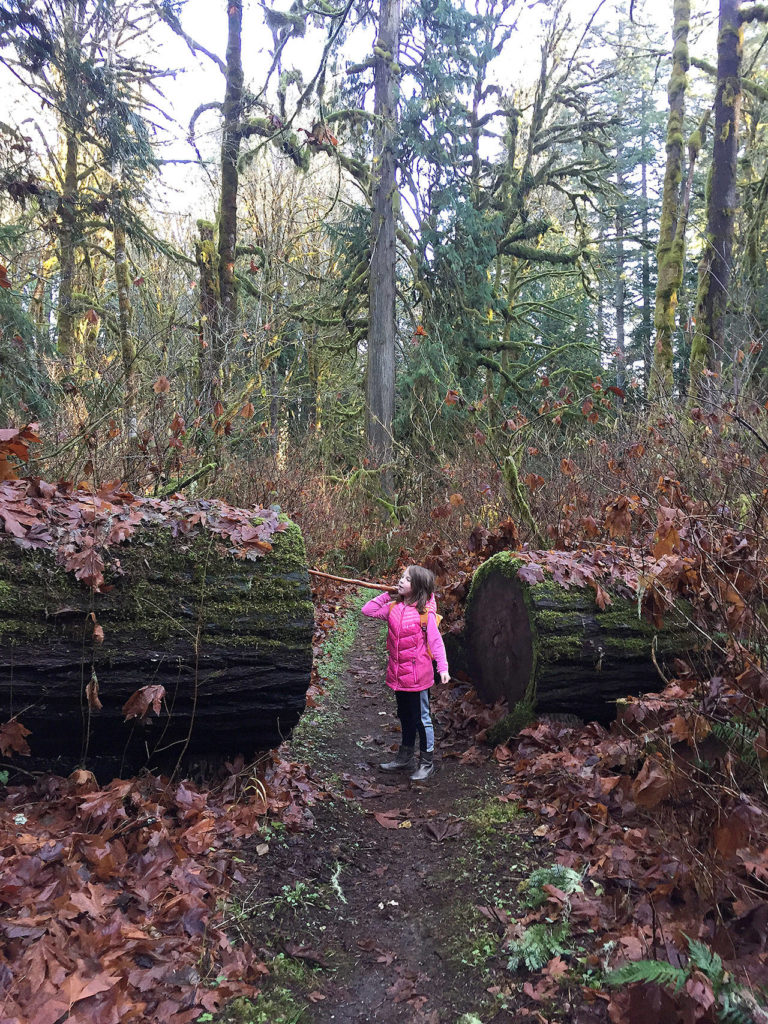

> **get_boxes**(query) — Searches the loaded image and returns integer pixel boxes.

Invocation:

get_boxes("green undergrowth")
[289,590,374,781]
[439,790,539,982]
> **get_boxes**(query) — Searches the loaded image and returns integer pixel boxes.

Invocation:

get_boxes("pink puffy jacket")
[361,591,448,692]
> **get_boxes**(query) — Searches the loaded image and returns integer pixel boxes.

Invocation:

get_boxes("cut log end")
[465,552,700,721]
[464,569,534,705]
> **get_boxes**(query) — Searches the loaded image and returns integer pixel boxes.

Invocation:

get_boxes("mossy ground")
[213,610,600,1023]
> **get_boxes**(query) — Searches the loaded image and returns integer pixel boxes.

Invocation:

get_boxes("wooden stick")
[308,569,394,591]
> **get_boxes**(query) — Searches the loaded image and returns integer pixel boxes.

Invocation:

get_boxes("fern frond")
[710,718,759,768]
[606,960,687,993]
[506,920,571,972]
[685,936,723,982]
[521,864,583,908]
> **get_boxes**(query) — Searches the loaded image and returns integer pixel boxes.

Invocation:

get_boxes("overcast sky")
[2,0,721,220]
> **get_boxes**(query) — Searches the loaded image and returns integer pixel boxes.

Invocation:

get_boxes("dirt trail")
[228,615,555,1024]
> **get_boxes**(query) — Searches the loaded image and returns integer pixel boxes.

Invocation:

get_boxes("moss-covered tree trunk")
[640,91,653,387]
[463,553,699,721]
[0,517,313,770]
[688,0,743,400]
[56,128,79,367]
[365,0,401,494]
[216,0,244,373]
[112,183,137,455]
[650,0,690,400]
[194,219,222,398]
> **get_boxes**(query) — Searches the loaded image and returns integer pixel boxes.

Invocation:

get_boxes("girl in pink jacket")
[361,565,450,782]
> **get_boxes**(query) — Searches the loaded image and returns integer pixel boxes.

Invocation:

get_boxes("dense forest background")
[4,3,768,1021]
[1,0,767,573]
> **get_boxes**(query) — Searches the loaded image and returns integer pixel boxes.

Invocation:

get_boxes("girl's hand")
[439,671,451,685]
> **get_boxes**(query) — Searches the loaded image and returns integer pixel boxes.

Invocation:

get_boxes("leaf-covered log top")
[0,477,290,592]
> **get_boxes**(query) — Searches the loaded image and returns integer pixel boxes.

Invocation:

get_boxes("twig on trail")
[308,569,395,591]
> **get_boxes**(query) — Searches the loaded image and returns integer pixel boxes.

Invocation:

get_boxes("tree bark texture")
[640,93,653,387]
[0,521,313,769]
[689,0,742,399]
[650,0,690,400]
[194,219,222,398]
[366,0,401,485]
[614,155,626,395]
[216,0,244,373]
[56,128,79,366]
[462,553,699,721]
[111,183,136,447]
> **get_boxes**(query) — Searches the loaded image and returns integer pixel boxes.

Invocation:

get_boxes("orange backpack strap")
[419,607,442,660]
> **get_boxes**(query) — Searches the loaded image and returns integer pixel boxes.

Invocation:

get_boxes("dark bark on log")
[463,553,699,721]
[0,521,312,770]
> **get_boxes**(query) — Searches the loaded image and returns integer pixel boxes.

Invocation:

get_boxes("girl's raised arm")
[361,591,393,619]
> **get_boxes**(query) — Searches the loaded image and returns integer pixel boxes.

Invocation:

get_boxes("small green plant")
[606,936,761,1024]
[506,919,572,971]
[519,864,583,909]
[459,929,499,969]
[258,820,288,846]
[218,993,306,1024]
[0,769,8,785]
[467,797,523,835]
[273,880,322,914]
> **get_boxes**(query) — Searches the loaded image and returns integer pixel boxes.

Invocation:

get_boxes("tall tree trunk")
[111,183,137,457]
[366,0,401,492]
[29,271,47,351]
[640,93,653,388]
[216,0,244,379]
[56,128,78,366]
[650,0,690,401]
[689,0,742,400]
[651,0,692,399]
[194,219,221,403]
[614,155,627,397]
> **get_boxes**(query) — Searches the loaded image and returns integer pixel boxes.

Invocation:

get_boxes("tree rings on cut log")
[464,552,698,722]
[0,512,313,770]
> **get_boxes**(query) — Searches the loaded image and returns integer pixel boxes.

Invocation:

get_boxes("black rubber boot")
[380,745,417,772]
[410,751,435,782]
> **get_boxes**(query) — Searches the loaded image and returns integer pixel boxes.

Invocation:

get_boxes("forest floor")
[217,612,606,1024]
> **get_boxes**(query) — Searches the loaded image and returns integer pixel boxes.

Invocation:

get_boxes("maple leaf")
[0,262,11,288]
[604,495,632,540]
[631,755,673,809]
[122,684,166,721]
[170,412,186,435]
[444,389,461,406]
[153,375,171,394]
[524,473,546,493]
[518,562,545,585]
[0,718,31,755]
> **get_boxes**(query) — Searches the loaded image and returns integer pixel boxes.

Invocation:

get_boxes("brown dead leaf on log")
[122,684,166,721]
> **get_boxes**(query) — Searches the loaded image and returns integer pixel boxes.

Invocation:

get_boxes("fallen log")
[0,490,313,769]
[464,552,698,722]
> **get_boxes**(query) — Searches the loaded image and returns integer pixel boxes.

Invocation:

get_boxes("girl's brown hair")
[396,565,435,613]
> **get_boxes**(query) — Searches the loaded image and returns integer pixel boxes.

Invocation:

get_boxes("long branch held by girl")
[361,565,450,782]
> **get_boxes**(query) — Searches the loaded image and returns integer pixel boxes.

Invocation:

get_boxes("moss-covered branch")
[691,56,768,100]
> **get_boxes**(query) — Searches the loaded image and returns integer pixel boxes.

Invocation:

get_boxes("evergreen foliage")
[506,919,572,972]
[606,936,761,1024]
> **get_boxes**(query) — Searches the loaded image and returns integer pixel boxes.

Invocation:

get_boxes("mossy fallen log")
[0,509,313,769]
[464,552,699,722]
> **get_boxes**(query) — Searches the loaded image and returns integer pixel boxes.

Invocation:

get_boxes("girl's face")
[396,569,413,598]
